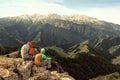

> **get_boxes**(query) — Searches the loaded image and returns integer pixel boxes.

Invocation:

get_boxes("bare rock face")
[0,56,75,80]
[0,67,18,80]
[0,68,10,78]
[29,65,51,80]
[17,61,33,80]
[7,51,19,58]
[3,71,18,80]
[50,71,75,80]
[0,57,23,69]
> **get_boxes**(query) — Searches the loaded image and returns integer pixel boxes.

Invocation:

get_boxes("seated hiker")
[21,41,34,60]
[34,48,51,68]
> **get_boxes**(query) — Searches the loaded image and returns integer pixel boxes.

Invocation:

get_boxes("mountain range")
[0,14,120,47]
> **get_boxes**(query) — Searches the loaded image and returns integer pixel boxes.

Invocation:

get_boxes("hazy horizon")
[0,0,120,24]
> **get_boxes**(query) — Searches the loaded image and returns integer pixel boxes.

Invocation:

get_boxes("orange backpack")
[34,54,42,65]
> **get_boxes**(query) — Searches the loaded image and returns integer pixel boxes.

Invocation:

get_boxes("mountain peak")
[0,14,109,25]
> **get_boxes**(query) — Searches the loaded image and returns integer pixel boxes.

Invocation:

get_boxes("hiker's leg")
[29,55,34,60]
[47,60,51,68]
[41,60,51,68]
[24,55,33,61]
[41,60,47,67]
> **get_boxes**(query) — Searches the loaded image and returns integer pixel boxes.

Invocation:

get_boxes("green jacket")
[40,54,51,61]
[40,48,51,61]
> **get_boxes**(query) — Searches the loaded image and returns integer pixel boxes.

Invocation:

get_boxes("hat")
[41,48,45,54]
[27,42,32,47]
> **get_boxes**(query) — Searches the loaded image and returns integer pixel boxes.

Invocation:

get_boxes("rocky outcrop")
[17,61,33,80]
[0,56,23,80]
[29,66,50,80]
[0,56,75,80]
[6,51,19,58]
[50,71,75,80]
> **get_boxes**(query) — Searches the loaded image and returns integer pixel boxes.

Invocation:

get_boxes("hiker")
[21,41,34,60]
[34,48,51,68]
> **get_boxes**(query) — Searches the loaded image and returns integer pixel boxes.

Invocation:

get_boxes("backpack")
[28,48,33,55]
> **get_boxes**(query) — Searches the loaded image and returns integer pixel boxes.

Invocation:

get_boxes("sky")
[0,0,120,24]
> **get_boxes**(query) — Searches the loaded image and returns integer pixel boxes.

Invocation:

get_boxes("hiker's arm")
[41,54,51,61]
[21,45,28,58]
[22,45,30,58]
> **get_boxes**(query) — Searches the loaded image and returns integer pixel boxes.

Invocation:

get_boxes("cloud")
[0,0,120,24]
[79,7,120,24]
[44,0,66,3]
[19,0,78,15]
[0,0,79,17]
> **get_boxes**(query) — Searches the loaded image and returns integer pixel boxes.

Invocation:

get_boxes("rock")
[0,68,9,78]
[0,68,18,80]
[50,71,75,80]
[7,51,19,58]
[0,56,23,69]
[37,70,50,80]
[31,65,46,75]
[29,65,51,80]
[0,56,75,80]
[17,61,33,80]
[4,71,18,80]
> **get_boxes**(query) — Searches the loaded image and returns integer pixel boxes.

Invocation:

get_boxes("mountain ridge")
[0,14,120,47]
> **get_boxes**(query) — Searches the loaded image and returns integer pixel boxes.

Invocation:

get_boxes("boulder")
[29,65,51,80]
[0,56,75,80]
[7,51,19,58]
[50,71,75,80]
[0,68,18,80]
[17,61,33,80]
[0,68,9,78]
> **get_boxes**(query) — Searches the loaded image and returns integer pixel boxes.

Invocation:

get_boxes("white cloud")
[0,0,79,17]
[44,0,66,3]
[22,1,79,15]
[79,7,120,24]
[0,0,120,25]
